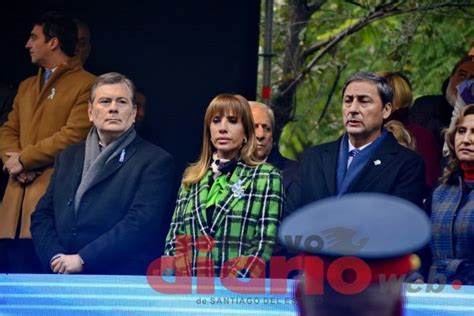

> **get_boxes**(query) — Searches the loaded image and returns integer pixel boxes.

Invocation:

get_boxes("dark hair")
[34,12,77,57]
[442,104,474,184]
[450,56,472,76]
[89,72,136,105]
[342,71,393,106]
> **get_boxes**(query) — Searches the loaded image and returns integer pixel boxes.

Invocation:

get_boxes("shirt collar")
[348,139,373,153]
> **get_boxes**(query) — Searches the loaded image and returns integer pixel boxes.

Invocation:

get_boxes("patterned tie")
[347,148,361,168]
[349,148,361,158]
[43,69,53,84]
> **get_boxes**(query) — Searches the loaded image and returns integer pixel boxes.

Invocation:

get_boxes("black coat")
[266,148,298,191]
[31,135,175,275]
[286,133,426,214]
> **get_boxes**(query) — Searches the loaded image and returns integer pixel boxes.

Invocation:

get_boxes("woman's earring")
[243,137,248,144]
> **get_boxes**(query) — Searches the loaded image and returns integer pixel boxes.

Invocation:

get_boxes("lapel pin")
[373,160,381,166]
[48,88,56,100]
[119,149,126,162]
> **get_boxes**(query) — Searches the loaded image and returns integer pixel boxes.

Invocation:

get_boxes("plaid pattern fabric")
[431,177,474,281]
[165,162,284,278]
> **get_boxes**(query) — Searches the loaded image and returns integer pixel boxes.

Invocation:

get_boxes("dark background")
[1,0,261,182]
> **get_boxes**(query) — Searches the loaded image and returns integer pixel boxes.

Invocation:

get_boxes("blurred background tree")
[257,0,474,160]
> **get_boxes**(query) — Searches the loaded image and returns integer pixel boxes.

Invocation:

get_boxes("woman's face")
[210,112,246,160]
[455,114,474,162]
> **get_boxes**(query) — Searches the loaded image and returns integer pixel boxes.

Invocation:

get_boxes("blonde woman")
[165,94,283,278]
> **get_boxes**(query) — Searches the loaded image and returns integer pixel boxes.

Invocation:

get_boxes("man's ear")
[88,103,94,122]
[48,37,59,50]
[132,106,137,122]
[383,102,392,119]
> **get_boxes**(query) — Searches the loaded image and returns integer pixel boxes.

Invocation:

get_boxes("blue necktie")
[349,148,361,158]
[43,69,53,84]
[348,148,361,167]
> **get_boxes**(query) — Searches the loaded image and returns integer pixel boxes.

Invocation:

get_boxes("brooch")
[373,159,381,166]
[229,179,245,198]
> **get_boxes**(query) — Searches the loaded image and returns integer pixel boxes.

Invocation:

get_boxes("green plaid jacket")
[164,162,284,277]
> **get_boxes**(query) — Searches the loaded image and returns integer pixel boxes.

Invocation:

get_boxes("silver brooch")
[229,179,245,198]
[373,159,381,166]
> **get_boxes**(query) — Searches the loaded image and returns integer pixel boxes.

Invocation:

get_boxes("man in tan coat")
[0,12,95,272]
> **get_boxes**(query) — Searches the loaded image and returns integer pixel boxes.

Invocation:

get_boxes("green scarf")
[205,175,229,209]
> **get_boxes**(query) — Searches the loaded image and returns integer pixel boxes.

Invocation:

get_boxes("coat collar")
[35,55,83,100]
[322,140,340,195]
[72,135,140,193]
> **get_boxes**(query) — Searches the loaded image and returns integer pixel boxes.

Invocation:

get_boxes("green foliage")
[258,0,474,160]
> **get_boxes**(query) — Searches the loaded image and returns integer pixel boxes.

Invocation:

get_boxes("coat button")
[72,228,77,236]
[67,198,72,206]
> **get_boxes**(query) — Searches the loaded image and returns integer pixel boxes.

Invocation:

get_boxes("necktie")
[347,148,361,168]
[349,148,361,158]
[43,69,53,84]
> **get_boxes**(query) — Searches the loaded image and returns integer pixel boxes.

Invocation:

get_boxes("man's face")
[447,60,474,106]
[75,26,91,64]
[88,83,137,143]
[251,105,273,160]
[342,80,391,147]
[25,25,52,66]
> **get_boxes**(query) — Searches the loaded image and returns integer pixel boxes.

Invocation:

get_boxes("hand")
[4,152,24,176]
[15,171,41,184]
[51,254,84,274]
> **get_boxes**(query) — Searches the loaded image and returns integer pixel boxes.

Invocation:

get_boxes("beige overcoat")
[0,56,95,238]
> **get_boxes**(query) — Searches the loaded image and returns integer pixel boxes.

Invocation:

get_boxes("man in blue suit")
[286,71,425,214]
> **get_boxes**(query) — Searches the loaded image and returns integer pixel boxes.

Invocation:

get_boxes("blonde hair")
[377,71,413,111]
[441,104,474,184]
[182,94,260,188]
[384,120,416,151]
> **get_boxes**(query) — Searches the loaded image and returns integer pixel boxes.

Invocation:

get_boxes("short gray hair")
[342,71,393,106]
[249,101,275,130]
[89,72,136,106]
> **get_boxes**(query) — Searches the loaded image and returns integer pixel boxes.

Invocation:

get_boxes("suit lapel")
[71,145,86,191]
[322,140,340,196]
[210,162,253,232]
[346,135,398,193]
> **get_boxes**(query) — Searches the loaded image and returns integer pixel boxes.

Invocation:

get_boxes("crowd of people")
[1,12,474,311]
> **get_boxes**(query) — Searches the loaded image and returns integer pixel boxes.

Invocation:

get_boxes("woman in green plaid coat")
[164,94,284,278]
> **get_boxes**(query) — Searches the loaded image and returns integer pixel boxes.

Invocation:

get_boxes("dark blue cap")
[279,193,431,259]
